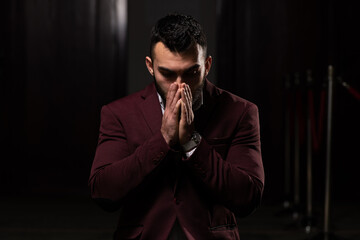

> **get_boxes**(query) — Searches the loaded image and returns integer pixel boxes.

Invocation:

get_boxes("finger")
[181,87,186,106]
[171,87,182,111]
[175,98,182,119]
[180,86,188,108]
[185,86,193,122]
[185,97,192,125]
[186,101,191,125]
[181,89,190,124]
[166,83,178,108]
[182,98,188,124]
[185,84,192,98]
[185,84,192,108]
[189,107,194,123]
[180,99,185,122]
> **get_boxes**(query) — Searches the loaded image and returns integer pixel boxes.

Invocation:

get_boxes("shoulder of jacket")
[105,82,155,109]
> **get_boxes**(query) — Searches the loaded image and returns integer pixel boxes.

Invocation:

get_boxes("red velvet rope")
[308,89,326,152]
[339,78,360,101]
[348,86,360,100]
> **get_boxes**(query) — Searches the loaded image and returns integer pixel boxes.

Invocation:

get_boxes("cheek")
[155,75,171,97]
[192,75,205,89]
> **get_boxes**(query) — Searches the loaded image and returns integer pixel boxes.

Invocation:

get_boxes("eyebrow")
[157,64,200,73]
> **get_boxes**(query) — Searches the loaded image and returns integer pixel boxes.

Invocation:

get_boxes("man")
[89,13,264,240]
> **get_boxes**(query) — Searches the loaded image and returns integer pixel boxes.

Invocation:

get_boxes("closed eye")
[158,68,176,78]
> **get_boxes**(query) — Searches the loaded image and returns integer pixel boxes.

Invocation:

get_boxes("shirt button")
[173,198,180,205]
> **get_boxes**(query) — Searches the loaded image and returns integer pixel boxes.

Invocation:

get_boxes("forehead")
[152,42,205,68]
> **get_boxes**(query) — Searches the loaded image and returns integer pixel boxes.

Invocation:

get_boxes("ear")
[145,56,154,76]
[205,56,212,76]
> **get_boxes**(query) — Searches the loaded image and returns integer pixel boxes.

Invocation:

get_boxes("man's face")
[146,42,212,102]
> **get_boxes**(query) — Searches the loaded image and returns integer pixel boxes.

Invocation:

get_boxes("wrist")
[161,129,175,146]
[182,131,201,152]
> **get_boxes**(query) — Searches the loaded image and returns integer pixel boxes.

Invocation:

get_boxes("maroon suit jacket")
[89,80,264,240]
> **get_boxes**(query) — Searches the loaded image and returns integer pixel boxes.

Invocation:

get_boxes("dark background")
[1,0,360,238]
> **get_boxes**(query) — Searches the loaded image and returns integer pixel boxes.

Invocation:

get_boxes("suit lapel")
[140,82,163,134]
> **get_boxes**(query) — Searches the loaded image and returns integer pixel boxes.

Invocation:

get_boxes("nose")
[175,76,184,85]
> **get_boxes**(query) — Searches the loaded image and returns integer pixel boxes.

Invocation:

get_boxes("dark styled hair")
[150,13,207,59]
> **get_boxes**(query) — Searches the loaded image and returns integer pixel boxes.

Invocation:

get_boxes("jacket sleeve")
[184,103,264,217]
[88,105,170,211]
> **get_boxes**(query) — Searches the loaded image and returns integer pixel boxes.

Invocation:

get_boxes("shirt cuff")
[184,147,197,158]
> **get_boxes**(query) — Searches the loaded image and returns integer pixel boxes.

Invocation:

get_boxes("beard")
[192,80,204,111]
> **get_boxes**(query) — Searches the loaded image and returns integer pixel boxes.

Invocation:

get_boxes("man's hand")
[160,83,195,147]
[179,84,194,145]
[160,83,182,146]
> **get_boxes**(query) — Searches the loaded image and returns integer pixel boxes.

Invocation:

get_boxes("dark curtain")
[1,0,127,196]
[216,0,360,204]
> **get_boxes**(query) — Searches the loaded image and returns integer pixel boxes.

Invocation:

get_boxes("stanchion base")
[302,216,317,234]
[283,211,303,231]
[274,200,294,217]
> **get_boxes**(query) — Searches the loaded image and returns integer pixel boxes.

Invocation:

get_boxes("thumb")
[180,99,186,123]
[175,99,182,120]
